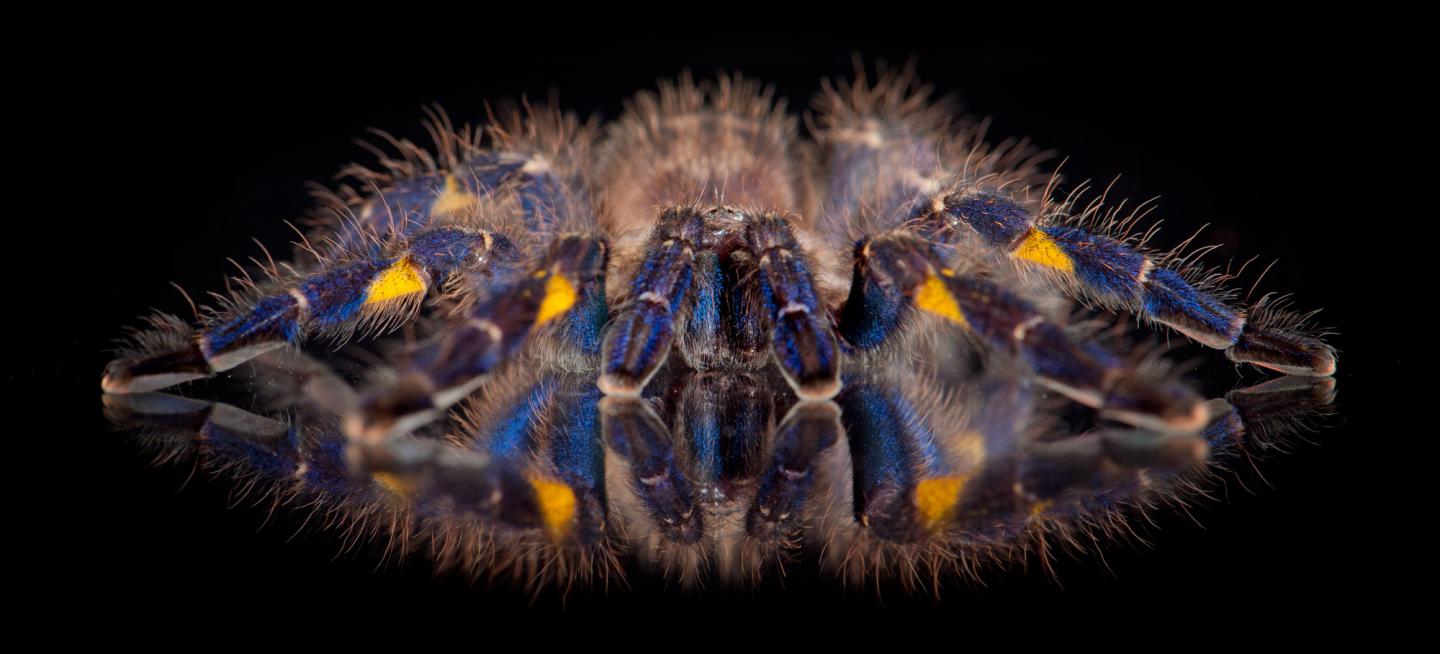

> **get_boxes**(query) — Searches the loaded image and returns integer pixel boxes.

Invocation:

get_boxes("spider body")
[100,67,1336,591]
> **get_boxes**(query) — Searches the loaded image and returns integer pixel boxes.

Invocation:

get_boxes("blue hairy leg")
[916,190,1335,376]
[102,227,509,394]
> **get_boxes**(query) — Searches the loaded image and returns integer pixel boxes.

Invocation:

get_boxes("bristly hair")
[597,71,815,238]
[99,65,1339,598]
[109,311,195,361]
[814,59,1052,246]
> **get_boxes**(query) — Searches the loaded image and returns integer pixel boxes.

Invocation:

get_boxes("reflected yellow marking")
[431,174,479,216]
[372,471,416,498]
[535,274,578,325]
[915,476,969,531]
[365,257,426,305]
[1028,499,1054,519]
[530,477,577,540]
[915,272,968,327]
[1013,228,1074,273]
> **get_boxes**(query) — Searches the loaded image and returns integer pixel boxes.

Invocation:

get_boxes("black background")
[20,21,1407,630]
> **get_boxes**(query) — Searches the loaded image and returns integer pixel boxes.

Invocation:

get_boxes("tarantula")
[100,66,1337,591]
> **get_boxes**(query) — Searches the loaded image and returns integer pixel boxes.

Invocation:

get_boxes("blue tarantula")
[100,67,1337,591]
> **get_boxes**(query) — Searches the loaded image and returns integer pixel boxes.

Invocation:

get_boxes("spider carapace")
[100,66,1336,592]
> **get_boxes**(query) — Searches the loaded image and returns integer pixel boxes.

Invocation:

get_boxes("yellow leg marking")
[365,257,427,305]
[915,476,968,531]
[915,272,969,327]
[372,471,417,498]
[530,477,578,540]
[1012,228,1074,273]
[535,273,578,325]
[431,174,480,216]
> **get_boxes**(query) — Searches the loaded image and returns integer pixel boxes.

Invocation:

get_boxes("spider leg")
[337,371,618,591]
[742,212,843,400]
[357,359,612,549]
[101,227,512,395]
[839,231,1208,433]
[337,150,585,246]
[1203,375,1337,458]
[914,377,1336,544]
[833,370,960,543]
[538,379,610,545]
[101,391,291,457]
[101,353,402,516]
[351,438,578,540]
[918,427,1208,540]
[107,102,599,397]
[597,207,703,395]
[745,399,842,542]
[106,356,610,560]
[450,367,610,545]
[349,232,609,441]
[819,370,1206,545]
[599,396,704,544]
[344,351,607,544]
[914,189,1336,376]
[103,388,386,529]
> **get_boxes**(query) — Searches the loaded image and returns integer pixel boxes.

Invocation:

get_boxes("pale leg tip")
[1171,400,1213,434]
[344,410,438,444]
[1103,399,1210,435]
[100,374,128,395]
[597,373,644,397]
[101,371,206,395]
[792,377,843,402]
[1249,357,1337,377]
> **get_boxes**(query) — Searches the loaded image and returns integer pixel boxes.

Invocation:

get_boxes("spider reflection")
[102,345,1334,593]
